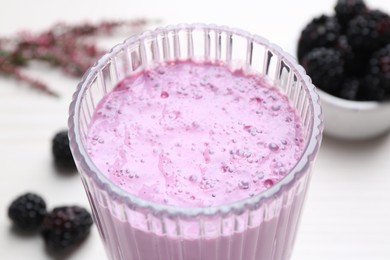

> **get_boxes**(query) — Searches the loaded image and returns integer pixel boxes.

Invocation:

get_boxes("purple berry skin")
[41,206,93,250]
[8,193,47,231]
[301,48,344,95]
[297,15,341,62]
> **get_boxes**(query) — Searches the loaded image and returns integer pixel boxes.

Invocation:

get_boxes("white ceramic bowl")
[318,89,390,140]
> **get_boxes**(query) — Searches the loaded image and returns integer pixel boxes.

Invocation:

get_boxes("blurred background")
[1,0,389,259]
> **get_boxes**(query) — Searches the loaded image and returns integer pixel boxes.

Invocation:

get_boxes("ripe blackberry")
[363,44,390,101]
[361,75,388,101]
[339,77,363,100]
[297,15,341,62]
[52,130,75,168]
[334,0,368,31]
[301,48,344,95]
[334,36,368,76]
[41,206,93,250]
[8,193,47,231]
[347,9,390,53]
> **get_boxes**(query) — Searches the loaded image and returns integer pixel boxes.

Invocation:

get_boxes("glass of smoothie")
[68,24,323,260]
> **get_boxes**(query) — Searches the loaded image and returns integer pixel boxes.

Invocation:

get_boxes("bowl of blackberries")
[298,0,390,140]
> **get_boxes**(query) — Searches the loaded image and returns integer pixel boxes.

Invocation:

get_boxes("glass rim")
[68,23,323,218]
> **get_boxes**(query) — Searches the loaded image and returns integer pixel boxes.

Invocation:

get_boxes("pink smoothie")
[85,60,307,260]
[87,60,304,206]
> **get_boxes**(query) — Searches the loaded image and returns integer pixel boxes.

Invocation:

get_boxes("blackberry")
[347,10,390,53]
[334,0,368,31]
[52,130,75,168]
[8,193,47,231]
[301,48,344,95]
[339,77,363,100]
[363,44,390,101]
[334,36,368,76]
[297,15,341,62]
[41,206,93,250]
[361,75,388,101]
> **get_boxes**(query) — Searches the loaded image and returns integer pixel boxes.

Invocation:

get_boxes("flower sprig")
[0,19,152,97]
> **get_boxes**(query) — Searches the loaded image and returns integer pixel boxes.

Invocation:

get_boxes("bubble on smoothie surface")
[86,60,305,207]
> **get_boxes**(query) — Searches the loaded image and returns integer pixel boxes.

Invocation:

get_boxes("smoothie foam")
[86,60,304,207]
